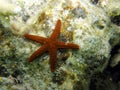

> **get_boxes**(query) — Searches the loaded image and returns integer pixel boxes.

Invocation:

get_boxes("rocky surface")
[0,0,120,90]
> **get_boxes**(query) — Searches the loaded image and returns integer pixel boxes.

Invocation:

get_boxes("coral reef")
[0,0,120,90]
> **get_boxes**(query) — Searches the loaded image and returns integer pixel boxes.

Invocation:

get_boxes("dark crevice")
[89,43,120,90]
[111,15,120,26]
[91,0,99,5]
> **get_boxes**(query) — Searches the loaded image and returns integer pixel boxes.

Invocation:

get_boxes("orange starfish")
[24,19,79,72]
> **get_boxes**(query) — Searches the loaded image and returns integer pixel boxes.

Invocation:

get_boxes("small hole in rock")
[111,15,120,26]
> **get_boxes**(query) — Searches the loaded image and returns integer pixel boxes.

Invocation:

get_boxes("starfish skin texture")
[24,19,79,72]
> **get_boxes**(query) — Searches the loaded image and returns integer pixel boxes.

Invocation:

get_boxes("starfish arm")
[28,45,48,62]
[56,41,79,49]
[49,48,57,72]
[24,34,47,44]
[50,19,61,40]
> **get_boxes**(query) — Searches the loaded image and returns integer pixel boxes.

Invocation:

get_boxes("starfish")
[24,19,79,72]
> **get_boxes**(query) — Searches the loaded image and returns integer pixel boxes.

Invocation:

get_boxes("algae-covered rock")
[0,0,21,28]
[0,0,120,90]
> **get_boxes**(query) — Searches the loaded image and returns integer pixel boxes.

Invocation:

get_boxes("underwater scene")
[0,0,120,90]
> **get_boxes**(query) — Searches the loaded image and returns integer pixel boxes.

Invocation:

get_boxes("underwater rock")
[0,0,120,90]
